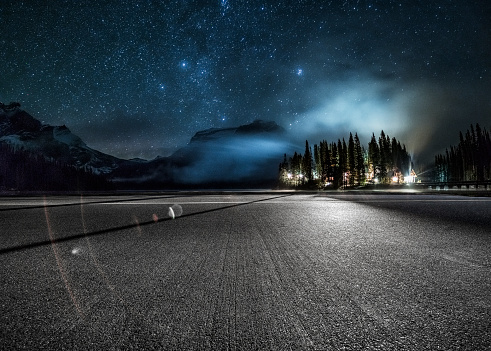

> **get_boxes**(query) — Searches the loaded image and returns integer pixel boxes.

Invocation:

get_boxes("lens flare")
[168,204,183,219]
[44,196,84,318]
[168,207,175,219]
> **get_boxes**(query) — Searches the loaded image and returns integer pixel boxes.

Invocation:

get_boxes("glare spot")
[133,215,142,236]
[168,204,183,219]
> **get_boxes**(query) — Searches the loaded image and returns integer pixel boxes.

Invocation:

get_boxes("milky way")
[1,1,490,162]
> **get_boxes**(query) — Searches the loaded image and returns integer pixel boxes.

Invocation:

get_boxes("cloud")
[290,78,410,148]
[173,135,291,185]
[398,80,491,163]
[287,76,491,165]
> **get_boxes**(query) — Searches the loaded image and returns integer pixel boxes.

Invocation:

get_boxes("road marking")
[0,195,490,207]
[341,199,491,202]
[93,201,248,205]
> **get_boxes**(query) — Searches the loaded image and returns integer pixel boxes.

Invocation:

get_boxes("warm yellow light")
[392,176,399,183]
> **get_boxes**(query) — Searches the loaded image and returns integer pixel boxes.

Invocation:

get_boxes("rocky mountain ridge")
[0,103,287,189]
[0,103,123,174]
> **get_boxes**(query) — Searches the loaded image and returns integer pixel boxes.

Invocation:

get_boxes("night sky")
[1,1,490,163]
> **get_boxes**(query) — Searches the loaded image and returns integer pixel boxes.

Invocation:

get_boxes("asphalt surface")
[1,193,490,350]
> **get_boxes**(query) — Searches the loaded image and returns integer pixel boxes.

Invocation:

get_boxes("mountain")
[0,102,124,174]
[1,102,289,189]
[171,120,285,164]
[112,120,288,188]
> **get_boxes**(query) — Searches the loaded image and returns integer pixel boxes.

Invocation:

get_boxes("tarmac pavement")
[1,193,490,350]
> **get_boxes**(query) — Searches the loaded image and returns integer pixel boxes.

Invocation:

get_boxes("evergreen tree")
[303,140,313,184]
[354,133,365,185]
[368,133,380,181]
[434,123,491,182]
[321,140,330,183]
[347,133,355,185]
[314,144,321,183]
[340,139,348,187]
[378,131,390,182]
[331,141,340,186]
[0,144,112,191]
[279,130,413,189]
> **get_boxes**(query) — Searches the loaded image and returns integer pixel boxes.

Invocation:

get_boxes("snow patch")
[0,135,25,150]
[53,126,87,148]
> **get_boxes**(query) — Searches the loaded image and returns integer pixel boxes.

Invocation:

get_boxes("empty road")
[1,193,490,350]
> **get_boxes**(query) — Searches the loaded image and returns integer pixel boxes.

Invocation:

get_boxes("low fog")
[173,135,291,185]
[289,78,491,166]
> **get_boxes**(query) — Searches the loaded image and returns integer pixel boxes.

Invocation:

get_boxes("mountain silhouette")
[1,103,124,174]
[112,120,288,188]
[1,104,288,190]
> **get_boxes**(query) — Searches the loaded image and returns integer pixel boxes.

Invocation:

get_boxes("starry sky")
[1,0,490,163]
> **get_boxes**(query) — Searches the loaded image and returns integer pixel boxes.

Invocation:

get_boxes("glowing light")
[392,176,399,183]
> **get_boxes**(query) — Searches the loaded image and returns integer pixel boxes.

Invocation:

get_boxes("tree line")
[279,131,412,188]
[0,144,113,192]
[434,123,491,182]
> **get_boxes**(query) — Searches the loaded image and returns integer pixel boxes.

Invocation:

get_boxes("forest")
[278,131,412,189]
[434,124,491,183]
[0,144,113,192]
[2,121,489,192]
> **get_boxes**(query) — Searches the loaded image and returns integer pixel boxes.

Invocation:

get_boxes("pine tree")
[378,131,390,182]
[434,123,491,182]
[314,144,321,183]
[354,133,365,185]
[368,133,380,181]
[347,133,355,185]
[340,139,348,187]
[303,140,313,184]
[331,141,340,186]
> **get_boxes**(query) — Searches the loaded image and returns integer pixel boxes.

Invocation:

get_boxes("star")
[0,1,488,164]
